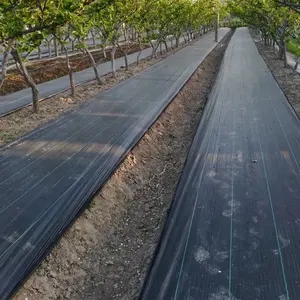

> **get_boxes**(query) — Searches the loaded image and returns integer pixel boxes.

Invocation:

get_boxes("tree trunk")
[54,38,59,57]
[71,40,75,52]
[137,43,143,66]
[117,43,129,71]
[151,46,155,58]
[123,28,127,42]
[278,19,288,65]
[170,38,173,49]
[38,46,42,59]
[92,32,96,47]
[294,57,300,72]
[134,28,137,41]
[102,45,107,59]
[85,48,103,85]
[164,41,168,52]
[278,46,283,60]
[63,45,75,96]
[47,44,52,58]
[111,44,117,78]
[176,37,180,48]
[160,42,163,56]
[150,41,158,58]
[279,36,285,61]
[124,53,128,71]
[259,32,263,42]
[283,41,287,67]
[267,37,271,46]
[11,49,39,113]
[215,12,219,43]
[0,45,12,90]
[31,86,39,113]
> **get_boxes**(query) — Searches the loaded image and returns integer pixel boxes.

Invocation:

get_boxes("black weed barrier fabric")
[139,28,300,300]
[0,29,230,299]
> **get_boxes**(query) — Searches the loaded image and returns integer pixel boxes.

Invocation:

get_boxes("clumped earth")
[13,32,232,300]
[256,42,300,116]
[0,39,194,146]
[0,43,148,96]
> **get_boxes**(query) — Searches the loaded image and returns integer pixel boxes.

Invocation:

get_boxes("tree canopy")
[0,0,225,112]
[227,0,300,64]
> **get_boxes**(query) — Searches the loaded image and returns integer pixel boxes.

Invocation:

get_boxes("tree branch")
[275,0,300,12]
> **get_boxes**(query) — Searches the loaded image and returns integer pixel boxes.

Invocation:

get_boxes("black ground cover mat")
[140,28,300,300]
[0,29,230,299]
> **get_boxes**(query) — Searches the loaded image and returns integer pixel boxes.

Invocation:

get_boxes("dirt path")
[12,32,232,300]
[256,42,300,116]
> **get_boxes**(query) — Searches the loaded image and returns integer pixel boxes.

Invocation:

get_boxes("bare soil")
[13,32,232,300]
[0,39,195,146]
[0,43,148,96]
[256,42,300,116]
